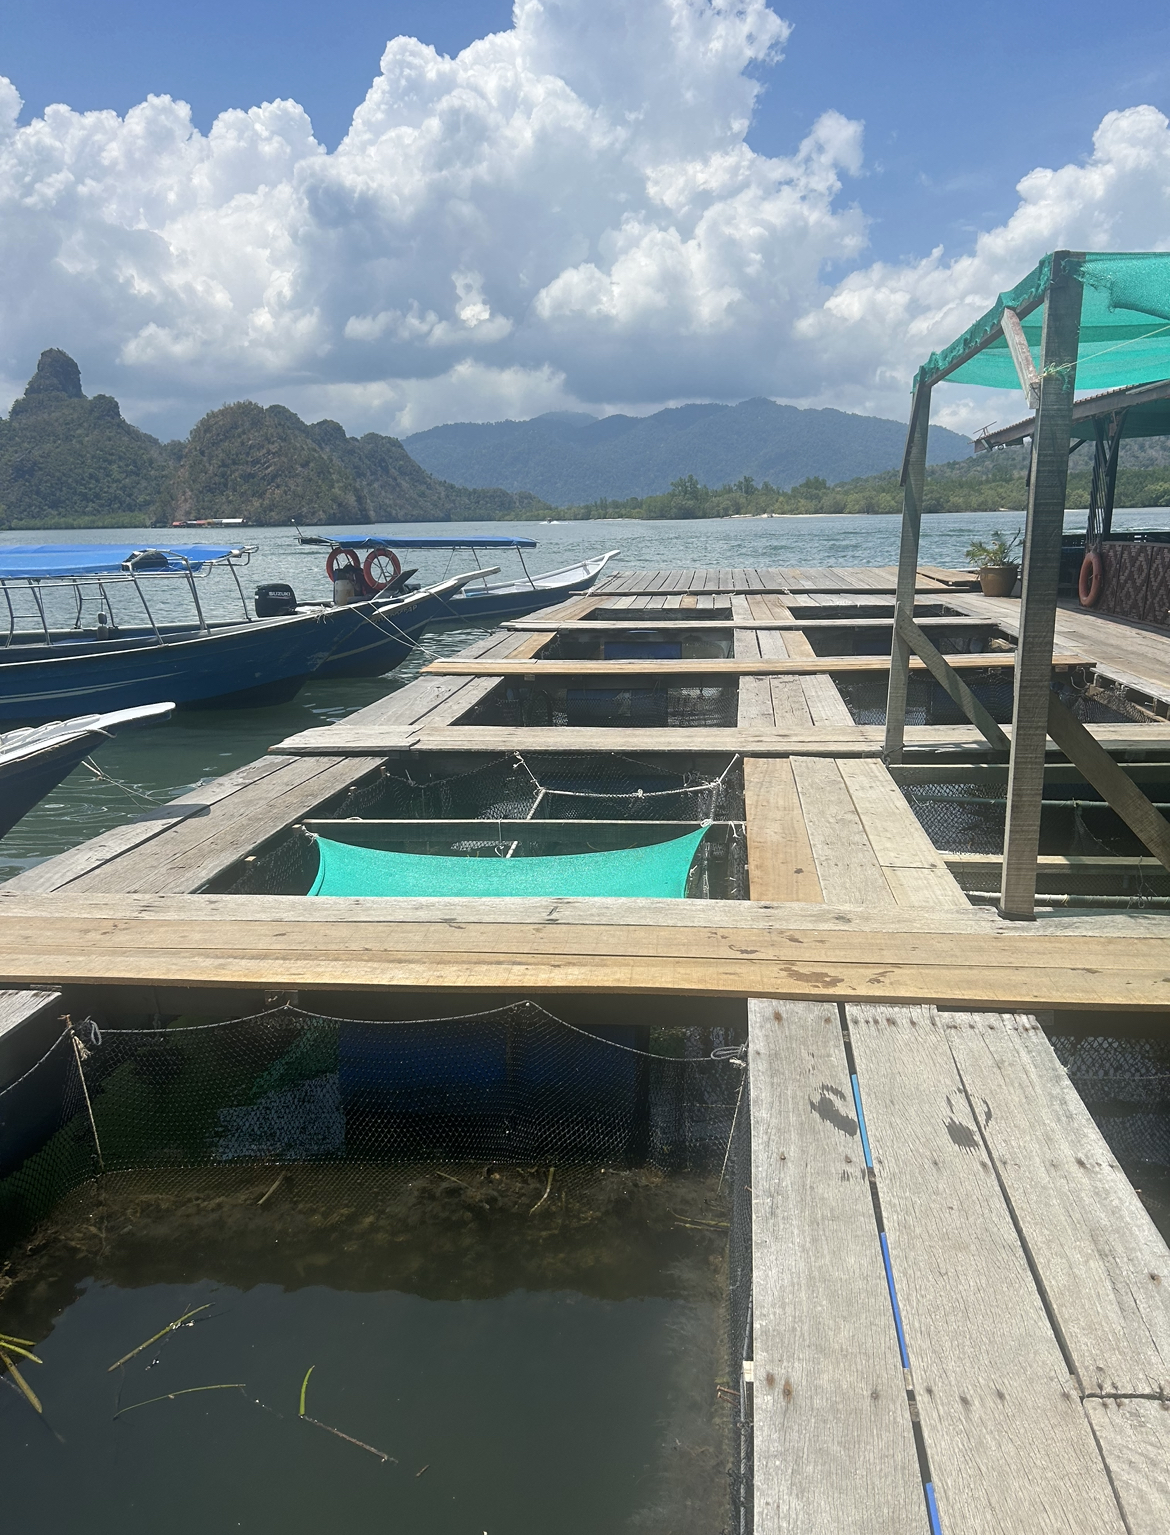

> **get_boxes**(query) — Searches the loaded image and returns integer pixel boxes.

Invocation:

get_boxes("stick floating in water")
[0,1348,42,1414]
[108,1304,211,1372]
[302,1415,396,1463]
[113,1383,246,1418]
[299,1364,315,1417]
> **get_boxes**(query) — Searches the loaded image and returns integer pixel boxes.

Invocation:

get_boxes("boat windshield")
[0,544,257,648]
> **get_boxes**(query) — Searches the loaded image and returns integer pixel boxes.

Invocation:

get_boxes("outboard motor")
[254,581,298,617]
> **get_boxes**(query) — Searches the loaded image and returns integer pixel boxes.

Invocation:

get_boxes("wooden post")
[1000,254,1084,919]
[884,382,931,761]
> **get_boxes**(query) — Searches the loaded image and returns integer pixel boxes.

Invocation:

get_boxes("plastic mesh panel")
[0,1005,747,1254]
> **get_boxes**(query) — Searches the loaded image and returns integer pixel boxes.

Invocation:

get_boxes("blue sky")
[7,0,1167,265]
[1,1,1169,437]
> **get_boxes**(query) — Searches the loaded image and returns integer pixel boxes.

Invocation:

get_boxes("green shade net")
[914,252,1170,393]
[308,828,709,899]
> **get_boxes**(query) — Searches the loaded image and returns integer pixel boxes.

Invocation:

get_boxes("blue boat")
[0,702,174,838]
[296,532,619,626]
[0,544,482,723]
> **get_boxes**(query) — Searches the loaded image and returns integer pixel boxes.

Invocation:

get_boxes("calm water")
[0,1164,729,1535]
[4,509,1170,879]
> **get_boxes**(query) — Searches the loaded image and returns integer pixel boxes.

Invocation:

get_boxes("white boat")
[0,702,174,838]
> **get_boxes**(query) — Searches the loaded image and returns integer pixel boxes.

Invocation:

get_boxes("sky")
[1,0,1169,441]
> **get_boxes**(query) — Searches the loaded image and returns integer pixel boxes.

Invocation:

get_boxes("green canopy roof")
[914,253,1170,394]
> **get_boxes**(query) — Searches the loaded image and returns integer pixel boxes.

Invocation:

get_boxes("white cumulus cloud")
[1,4,1169,442]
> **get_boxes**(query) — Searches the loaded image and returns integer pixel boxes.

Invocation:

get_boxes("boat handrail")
[0,548,257,646]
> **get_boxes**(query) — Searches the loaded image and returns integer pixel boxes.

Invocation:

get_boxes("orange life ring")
[1078,549,1104,608]
[325,546,362,582]
[362,548,402,592]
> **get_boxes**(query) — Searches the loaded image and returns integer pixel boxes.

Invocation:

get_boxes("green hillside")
[522,436,1170,521]
[0,350,178,528]
[0,353,547,529]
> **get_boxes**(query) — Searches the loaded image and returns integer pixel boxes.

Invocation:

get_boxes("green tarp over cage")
[913,252,1170,393]
[308,827,709,899]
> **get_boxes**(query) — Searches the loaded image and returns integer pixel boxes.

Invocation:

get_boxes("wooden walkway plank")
[743,758,823,903]
[420,654,1085,678]
[837,758,970,908]
[749,999,924,1532]
[791,757,895,908]
[945,1011,1170,1397]
[0,894,1168,1008]
[270,719,1170,758]
[1084,1398,1170,1534]
[846,1003,1127,1535]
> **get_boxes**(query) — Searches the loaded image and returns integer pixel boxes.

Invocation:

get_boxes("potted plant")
[965,529,1022,596]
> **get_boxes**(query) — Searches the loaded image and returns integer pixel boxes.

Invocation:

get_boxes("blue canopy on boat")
[298,534,537,550]
[0,544,244,580]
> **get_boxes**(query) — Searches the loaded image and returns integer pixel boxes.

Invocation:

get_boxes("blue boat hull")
[0,590,439,724]
[422,566,606,626]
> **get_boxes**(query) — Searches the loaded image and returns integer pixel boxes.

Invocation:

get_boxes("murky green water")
[1,1165,730,1535]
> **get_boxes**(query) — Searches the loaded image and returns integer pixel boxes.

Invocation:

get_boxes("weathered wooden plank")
[0,894,1167,1007]
[887,382,932,761]
[846,1002,1126,1535]
[837,758,970,908]
[734,604,775,728]
[70,756,374,895]
[945,1011,1170,1397]
[420,654,1083,677]
[1084,1398,1170,1534]
[270,720,1170,758]
[742,758,823,902]
[502,616,999,633]
[0,752,297,895]
[791,758,894,907]
[749,998,923,1532]
[1044,692,1170,872]
[1001,257,1085,917]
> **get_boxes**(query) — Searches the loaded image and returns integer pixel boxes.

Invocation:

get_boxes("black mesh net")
[1,1006,749,1534]
[0,1003,746,1267]
[458,679,740,729]
[1051,1032,1170,1169]
[215,752,747,899]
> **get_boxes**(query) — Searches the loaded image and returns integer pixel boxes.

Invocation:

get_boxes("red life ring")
[362,548,402,592]
[1078,549,1104,608]
[325,546,362,582]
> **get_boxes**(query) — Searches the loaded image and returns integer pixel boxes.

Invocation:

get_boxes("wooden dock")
[4,562,1170,1531]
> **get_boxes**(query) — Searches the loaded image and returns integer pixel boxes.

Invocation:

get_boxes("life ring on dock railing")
[362,548,402,592]
[1078,549,1104,608]
[325,546,363,582]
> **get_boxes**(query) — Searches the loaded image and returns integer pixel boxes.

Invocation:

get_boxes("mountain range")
[403,398,973,506]
[0,351,544,529]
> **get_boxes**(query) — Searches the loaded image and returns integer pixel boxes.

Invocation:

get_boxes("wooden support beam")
[1001,254,1085,919]
[420,653,1086,678]
[885,382,932,761]
[1044,692,1170,872]
[1001,307,1042,408]
[894,611,1010,752]
[0,892,1167,1010]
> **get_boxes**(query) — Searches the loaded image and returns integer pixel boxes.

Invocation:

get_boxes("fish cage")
[0,1001,750,1535]
[208,751,748,899]
[455,676,740,730]
[539,630,735,662]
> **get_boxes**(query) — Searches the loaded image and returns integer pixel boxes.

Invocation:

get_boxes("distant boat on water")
[295,531,618,626]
